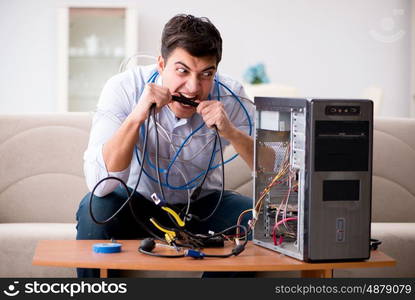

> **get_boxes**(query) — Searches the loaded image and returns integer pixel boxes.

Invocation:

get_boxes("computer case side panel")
[305,99,373,261]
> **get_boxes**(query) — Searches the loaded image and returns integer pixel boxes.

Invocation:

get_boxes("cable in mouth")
[172,93,199,107]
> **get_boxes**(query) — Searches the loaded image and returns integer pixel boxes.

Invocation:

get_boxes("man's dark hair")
[161,14,222,65]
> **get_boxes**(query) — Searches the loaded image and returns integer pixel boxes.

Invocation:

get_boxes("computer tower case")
[253,98,373,261]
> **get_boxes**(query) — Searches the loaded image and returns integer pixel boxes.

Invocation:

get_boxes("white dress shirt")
[84,64,254,204]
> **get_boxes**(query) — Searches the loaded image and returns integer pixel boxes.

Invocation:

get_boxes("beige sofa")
[0,114,414,277]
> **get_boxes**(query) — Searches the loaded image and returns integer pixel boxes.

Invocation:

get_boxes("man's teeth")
[181,93,196,98]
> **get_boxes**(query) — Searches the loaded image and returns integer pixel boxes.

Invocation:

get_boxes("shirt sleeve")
[83,73,136,197]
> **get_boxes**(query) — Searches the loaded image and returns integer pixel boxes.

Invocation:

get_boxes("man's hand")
[103,83,170,172]
[129,83,171,125]
[197,99,254,169]
[196,100,236,139]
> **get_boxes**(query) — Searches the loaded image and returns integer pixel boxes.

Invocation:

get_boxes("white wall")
[411,0,415,117]
[0,0,411,116]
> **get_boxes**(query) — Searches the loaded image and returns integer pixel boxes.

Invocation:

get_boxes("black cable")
[138,238,184,258]
[194,126,225,222]
[138,225,248,259]
[370,238,382,250]
[189,135,217,202]
[89,104,162,240]
[200,224,248,246]
[175,132,217,222]
[138,248,185,258]
[152,105,166,204]
[89,114,151,224]
[127,105,164,240]
[149,107,223,229]
[170,93,225,224]
[152,106,185,230]
[201,224,247,258]
[177,222,249,250]
[89,101,242,256]
[89,176,131,225]
[184,134,217,223]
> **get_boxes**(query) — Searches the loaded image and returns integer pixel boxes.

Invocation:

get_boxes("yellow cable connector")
[161,206,185,227]
[164,233,175,244]
[149,218,176,242]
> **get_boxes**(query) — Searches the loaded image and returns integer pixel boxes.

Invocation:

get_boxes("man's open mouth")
[172,93,199,108]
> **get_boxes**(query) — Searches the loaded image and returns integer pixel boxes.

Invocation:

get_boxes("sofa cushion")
[371,118,415,222]
[223,145,252,193]
[0,223,76,277]
[0,114,91,223]
[335,222,415,277]
[0,174,87,223]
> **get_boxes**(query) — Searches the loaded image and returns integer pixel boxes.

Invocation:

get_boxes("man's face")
[157,47,217,119]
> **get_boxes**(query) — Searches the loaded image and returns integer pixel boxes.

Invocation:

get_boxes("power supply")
[253,97,373,261]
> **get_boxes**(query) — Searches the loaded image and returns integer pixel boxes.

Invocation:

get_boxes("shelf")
[58,5,138,112]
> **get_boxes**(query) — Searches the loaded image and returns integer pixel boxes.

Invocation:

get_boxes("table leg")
[100,269,108,278]
[301,269,333,278]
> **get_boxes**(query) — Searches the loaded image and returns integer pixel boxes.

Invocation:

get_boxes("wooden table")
[33,240,396,278]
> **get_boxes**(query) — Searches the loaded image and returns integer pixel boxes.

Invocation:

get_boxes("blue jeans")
[76,187,252,277]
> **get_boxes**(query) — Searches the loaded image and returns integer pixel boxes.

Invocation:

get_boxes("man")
[76,14,254,278]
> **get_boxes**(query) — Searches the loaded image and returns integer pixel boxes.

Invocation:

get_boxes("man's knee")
[223,191,252,216]
[75,188,134,240]
[77,188,132,222]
